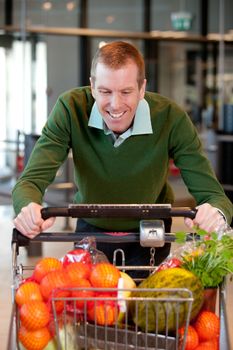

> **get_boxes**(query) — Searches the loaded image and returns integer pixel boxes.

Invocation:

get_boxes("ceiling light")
[66,1,75,12]
[42,1,52,11]
[105,16,115,24]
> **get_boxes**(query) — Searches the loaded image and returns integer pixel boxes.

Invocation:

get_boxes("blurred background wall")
[0,0,233,203]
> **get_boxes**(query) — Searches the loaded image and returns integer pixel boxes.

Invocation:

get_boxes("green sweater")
[12,87,233,229]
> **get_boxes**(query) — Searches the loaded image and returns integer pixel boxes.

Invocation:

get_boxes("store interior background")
[0,0,233,202]
[0,0,233,349]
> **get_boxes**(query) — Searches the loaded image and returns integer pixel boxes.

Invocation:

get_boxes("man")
[12,41,233,268]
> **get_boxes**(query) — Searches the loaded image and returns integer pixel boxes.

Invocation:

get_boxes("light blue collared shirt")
[88,99,153,147]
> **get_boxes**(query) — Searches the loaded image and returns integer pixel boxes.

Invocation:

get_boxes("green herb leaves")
[175,228,233,288]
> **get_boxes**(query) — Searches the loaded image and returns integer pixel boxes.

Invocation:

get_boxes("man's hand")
[13,202,56,239]
[184,203,226,234]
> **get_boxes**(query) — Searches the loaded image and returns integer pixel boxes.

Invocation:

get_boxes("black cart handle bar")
[40,204,197,220]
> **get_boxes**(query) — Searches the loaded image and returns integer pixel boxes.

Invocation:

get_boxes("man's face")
[90,61,146,134]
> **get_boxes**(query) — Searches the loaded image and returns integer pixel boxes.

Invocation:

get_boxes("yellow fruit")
[120,271,136,296]
[118,272,136,324]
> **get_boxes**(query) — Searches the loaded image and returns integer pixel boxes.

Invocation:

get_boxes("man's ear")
[90,77,96,99]
[140,78,147,100]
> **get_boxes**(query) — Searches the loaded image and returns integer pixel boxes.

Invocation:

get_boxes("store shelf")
[1,25,233,43]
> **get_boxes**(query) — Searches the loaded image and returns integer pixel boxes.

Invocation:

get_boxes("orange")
[40,269,71,314]
[20,300,50,330]
[194,338,219,350]
[179,325,199,350]
[65,261,91,282]
[87,293,118,325]
[33,257,63,283]
[40,269,70,300]
[18,325,51,350]
[47,287,71,315]
[15,281,43,307]
[70,278,95,310]
[193,311,220,342]
[90,262,120,288]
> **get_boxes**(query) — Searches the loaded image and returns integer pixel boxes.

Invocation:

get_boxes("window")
[0,39,47,170]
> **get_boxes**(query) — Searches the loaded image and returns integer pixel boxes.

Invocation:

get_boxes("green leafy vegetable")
[175,228,233,288]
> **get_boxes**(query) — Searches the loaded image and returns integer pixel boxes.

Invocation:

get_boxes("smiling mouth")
[108,111,125,119]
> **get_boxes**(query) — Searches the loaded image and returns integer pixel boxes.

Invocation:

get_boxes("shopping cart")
[8,204,230,350]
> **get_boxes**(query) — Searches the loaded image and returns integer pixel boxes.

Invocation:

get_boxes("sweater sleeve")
[169,109,233,224]
[12,97,71,215]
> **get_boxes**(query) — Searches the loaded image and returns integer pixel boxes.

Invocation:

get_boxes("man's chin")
[105,122,125,134]
[111,127,127,134]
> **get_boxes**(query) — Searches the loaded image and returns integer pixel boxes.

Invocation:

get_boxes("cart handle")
[12,205,197,248]
[40,204,197,220]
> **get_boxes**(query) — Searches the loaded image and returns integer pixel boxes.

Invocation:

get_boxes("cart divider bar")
[12,228,197,246]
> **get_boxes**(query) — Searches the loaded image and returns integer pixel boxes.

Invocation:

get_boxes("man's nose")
[110,94,121,109]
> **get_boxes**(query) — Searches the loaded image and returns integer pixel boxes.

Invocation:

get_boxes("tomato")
[65,261,92,282]
[179,325,199,350]
[193,311,220,341]
[33,257,63,283]
[70,278,95,311]
[87,293,118,326]
[62,248,92,267]
[20,300,50,330]
[18,325,51,350]
[157,257,182,271]
[15,281,43,307]
[90,262,120,288]
[194,338,219,350]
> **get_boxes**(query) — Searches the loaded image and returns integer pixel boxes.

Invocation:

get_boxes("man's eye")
[122,91,131,95]
[99,90,110,95]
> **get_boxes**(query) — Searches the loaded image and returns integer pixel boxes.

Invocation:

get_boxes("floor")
[0,176,232,350]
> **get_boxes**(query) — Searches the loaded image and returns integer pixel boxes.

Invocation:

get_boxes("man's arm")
[12,97,72,237]
[168,107,233,225]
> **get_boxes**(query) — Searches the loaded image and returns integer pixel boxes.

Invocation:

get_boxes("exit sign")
[171,11,193,31]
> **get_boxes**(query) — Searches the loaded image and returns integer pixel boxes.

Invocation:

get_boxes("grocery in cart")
[8,204,232,350]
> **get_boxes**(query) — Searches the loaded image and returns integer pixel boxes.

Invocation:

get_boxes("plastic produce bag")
[61,236,109,266]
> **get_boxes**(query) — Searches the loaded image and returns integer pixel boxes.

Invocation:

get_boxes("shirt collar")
[88,99,153,136]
